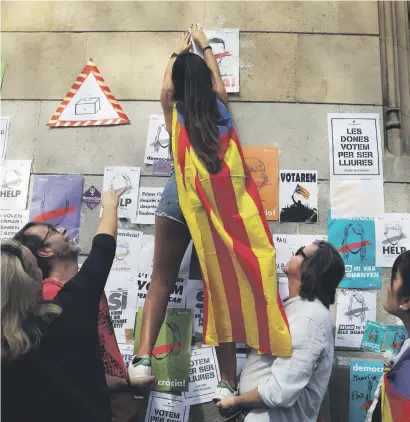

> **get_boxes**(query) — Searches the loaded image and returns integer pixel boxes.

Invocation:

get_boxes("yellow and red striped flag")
[172,102,292,356]
[294,184,310,200]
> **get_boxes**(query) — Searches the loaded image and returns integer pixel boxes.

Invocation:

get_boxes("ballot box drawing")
[75,97,101,115]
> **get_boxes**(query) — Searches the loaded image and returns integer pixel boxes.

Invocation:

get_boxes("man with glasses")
[14,218,138,422]
[217,241,345,422]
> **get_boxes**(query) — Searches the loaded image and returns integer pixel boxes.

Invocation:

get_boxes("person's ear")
[37,247,53,259]
[400,296,410,312]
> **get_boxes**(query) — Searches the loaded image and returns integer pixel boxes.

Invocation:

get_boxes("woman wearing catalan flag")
[366,251,410,421]
[128,25,292,401]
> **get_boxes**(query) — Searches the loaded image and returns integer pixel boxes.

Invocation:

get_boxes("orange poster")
[243,146,279,221]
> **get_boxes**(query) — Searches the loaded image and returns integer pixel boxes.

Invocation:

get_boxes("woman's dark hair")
[299,240,345,308]
[172,52,226,174]
[391,250,410,298]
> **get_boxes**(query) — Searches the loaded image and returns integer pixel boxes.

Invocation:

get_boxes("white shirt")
[239,296,334,422]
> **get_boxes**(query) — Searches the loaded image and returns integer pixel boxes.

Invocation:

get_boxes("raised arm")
[191,25,229,106]
[160,31,192,135]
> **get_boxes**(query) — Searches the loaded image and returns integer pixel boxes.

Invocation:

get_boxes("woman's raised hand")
[191,24,209,50]
[175,31,192,54]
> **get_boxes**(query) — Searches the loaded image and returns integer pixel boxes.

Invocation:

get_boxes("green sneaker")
[213,380,238,403]
[128,356,155,386]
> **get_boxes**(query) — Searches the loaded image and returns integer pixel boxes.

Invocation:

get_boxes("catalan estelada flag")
[380,346,410,421]
[294,184,310,200]
[172,100,292,356]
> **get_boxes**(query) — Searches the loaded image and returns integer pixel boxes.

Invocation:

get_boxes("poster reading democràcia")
[111,229,142,274]
[328,113,383,180]
[29,174,84,243]
[328,212,381,289]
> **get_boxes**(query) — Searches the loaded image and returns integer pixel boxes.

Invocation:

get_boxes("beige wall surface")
[1,2,408,421]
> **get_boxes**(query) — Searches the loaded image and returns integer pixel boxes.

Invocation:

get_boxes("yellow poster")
[243,146,279,221]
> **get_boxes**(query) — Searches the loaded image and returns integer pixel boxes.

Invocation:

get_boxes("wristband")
[202,46,212,54]
[170,53,179,59]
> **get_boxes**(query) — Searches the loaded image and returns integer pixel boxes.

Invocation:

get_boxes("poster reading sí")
[328,113,383,180]
[135,308,192,392]
[349,361,384,422]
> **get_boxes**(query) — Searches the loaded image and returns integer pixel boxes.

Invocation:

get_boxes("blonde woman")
[2,190,123,422]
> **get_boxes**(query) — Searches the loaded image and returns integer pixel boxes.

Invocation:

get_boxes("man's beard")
[52,240,82,260]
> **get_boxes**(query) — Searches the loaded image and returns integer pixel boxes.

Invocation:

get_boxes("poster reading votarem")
[328,113,383,180]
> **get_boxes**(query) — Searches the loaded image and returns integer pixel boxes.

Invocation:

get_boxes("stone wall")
[2,2,409,421]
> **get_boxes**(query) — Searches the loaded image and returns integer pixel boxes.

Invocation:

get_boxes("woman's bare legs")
[215,342,238,390]
[137,216,191,358]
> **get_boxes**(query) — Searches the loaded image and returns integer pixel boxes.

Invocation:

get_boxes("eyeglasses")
[43,225,59,245]
[295,246,307,259]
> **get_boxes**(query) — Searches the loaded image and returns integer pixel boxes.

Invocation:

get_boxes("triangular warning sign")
[47,58,130,127]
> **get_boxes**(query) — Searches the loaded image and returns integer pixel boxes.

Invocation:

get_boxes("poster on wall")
[375,213,410,268]
[243,146,279,221]
[330,180,384,219]
[279,170,318,223]
[1,116,10,161]
[185,278,204,337]
[105,272,139,344]
[47,59,130,127]
[385,324,408,356]
[111,229,142,274]
[0,160,32,210]
[134,187,164,225]
[119,343,134,369]
[135,308,193,393]
[349,361,384,422]
[29,174,84,243]
[192,28,240,93]
[0,210,29,241]
[145,392,190,422]
[183,346,221,405]
[328,113,383,180]
[360,321,386,353]
[273,234,327,274]
[101,166,140,220]
[144,115,171,165]
[335,289,377,348]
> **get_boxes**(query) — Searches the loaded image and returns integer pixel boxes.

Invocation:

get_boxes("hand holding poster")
[145,392,189,422]
[0,160,32,210]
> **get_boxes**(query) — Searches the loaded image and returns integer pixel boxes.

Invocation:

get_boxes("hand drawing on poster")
[0,160,32,210]
[183,347,221,405]
[193,28,239,93]
[328,212,381,289]
[349,361,384,422]
[144,115,171,165]
[145,392,190,422]
[243,146,279,220]
[29,175,84,243]
[134,187,164,225]
[0,117,10,161]
[279,171,318,223]
[335,290,377,348]
[0,210,29,241]
[135,308,193,393]
[375,213,410,268]
[328,113,383,180]
[102,167,140,220]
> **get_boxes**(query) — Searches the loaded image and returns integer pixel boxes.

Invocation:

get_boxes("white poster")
[335,290,377,348]
[101,166,140,220]
[185,279,204,335]
[375,213,410,268]
[0,210,29,241]
[330,180,384,218]
[193,28,240,93]
[111,229,142,274]
[145,392,190,422]
[105,271,139,344]
[119,343,134,368]
[134,187,164,225]
[273,234,328,274]
[0,160,32,210]
[144,115,171,165]
[328,113,383,180]
[183,346,221,405]
[279,170,318,223]
[1,116,11,161]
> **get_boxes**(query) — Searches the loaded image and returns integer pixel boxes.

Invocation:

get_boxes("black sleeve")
[53,234,116,314]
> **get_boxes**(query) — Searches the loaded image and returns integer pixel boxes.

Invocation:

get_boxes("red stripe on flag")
[32,206,77,223]
[177,123,190,186]
[208,162,271,353]
[195,173,246,342]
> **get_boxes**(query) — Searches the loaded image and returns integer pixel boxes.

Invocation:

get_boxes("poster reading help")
[192,28,239,93]
[0,160,31,210]
[279,170,318,223]
[102,166,140,220]
[183,347,221,405]
[144,115,171,165]
[145,392,189,422]
[335,290,377,348]
[375,213,410,268]
[328,113,383,180]
[29,174,84,243]
[349,361,384,422]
